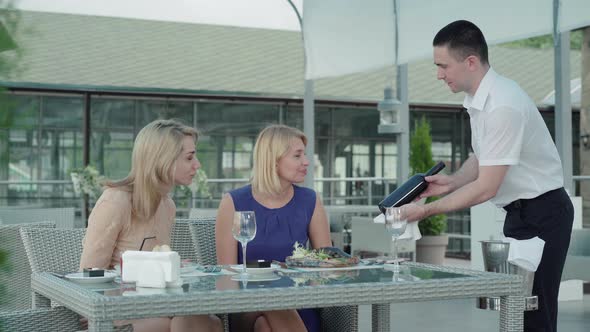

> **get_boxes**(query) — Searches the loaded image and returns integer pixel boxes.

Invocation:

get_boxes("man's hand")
[419,174,454,199]
[401,203,427,222]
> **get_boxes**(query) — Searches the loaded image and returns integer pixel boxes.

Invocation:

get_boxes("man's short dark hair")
[433,20,489,65]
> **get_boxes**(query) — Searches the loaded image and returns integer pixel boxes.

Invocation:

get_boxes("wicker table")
[31,263,525,332]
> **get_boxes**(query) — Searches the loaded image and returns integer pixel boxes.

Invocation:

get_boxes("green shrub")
[410,117,447,236]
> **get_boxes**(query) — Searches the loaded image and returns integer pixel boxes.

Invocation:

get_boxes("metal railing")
[5,175,587,257]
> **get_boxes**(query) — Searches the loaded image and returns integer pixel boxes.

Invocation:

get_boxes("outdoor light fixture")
[377,86,403,134]
[377,0,403,135]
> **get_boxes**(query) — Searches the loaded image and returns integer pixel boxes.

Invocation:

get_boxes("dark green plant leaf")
[409,117,447,236]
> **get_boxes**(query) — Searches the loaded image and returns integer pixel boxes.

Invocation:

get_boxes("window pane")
[197,102,279,136]
[333,107,381,138]
[91,131,134,179]
[91,99,135,130]
[0,94,39,128]
[135,100,193,129]
[285,105,331,137]
[39,129,83,180]
[42,96,83,128]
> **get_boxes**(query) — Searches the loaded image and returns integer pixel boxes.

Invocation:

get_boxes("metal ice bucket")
[477,240,538,311]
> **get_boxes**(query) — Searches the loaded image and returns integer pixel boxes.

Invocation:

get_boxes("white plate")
[230,265,278,275]
[231,274,281,282]
[64,272,117,284]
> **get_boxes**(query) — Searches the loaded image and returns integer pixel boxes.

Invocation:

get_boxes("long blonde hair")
[107,119,198,220]
[251,124,307,195]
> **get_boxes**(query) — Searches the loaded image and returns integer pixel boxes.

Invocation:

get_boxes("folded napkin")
[503,237,545,272]
[373,214,422,241]
[122,251,181,288]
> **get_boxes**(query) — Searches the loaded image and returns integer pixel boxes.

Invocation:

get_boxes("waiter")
[402,20,574,332]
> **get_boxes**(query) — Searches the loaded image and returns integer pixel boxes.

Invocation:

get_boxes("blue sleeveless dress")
[230,184,320,332]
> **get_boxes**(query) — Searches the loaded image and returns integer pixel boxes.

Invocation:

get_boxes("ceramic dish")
[231,274,281,282]
[64,272,117,284]
[230,265,278,275]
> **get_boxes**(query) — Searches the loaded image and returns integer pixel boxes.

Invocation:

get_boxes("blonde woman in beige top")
[80,119,222,332]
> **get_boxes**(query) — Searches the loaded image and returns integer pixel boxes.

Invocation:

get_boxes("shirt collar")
[462,67,498,112]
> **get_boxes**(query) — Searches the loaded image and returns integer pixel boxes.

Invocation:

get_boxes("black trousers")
[503,187,574,332]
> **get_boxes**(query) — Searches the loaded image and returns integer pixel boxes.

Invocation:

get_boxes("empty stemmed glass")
[232,211,257,280]
[384,206,408,271]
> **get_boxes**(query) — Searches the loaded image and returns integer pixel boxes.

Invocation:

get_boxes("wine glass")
[384,206,407,271]
[232,211,257,280]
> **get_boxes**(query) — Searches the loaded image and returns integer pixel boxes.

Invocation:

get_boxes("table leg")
[32,291,50,309]
[88,319,115,332]
[499,295,524,332]
[372,303,390,332]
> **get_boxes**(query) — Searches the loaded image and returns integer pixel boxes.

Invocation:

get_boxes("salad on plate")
[285,242,359,268]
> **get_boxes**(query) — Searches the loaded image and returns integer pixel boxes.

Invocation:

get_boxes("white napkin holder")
[373,214,422,241]
[122,251,181,288]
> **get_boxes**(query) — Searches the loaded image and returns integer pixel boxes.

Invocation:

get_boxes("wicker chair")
[0,307,82,332]
[0,222,55,311]
[172,218,220,261]
[0,222,84,331]
[19,227,134,331]
[188,219,359,332]
[0,207,77,228]
[188,208,218,219]
[20,227,86,274]
[183,218,218,265]
[171,218,229,331]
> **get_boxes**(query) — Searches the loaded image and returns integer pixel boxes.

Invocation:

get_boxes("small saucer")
[65,272,117,284]
[231,274,280,282]
[230,265,278,275]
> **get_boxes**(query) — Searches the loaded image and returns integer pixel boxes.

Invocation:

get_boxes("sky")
[12,0,303,31]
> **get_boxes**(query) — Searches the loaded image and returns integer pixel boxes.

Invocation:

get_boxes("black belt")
[503,188,564,211]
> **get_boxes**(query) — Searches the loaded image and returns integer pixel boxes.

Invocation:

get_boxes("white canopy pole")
[553,0,574,193]
[287,0,315,189]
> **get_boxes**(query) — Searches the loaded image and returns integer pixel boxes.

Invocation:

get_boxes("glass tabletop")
[81,265,474,297]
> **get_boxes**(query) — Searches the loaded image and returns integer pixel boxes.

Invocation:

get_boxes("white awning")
[302,0,590,79]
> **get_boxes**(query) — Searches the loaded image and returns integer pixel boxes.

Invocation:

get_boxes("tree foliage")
[409,117,447,236]
[501,29,583,50]
[0,1,23,318]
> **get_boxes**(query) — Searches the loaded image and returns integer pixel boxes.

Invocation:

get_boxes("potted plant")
[175,169,213,209]
[410,117,448,265]
[70,165,104,225]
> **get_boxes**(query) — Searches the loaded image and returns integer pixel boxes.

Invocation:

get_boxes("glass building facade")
[0,90,579,258]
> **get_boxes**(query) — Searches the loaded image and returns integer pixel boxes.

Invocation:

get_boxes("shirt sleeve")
[79,196,128,270]
[478,105,526,166]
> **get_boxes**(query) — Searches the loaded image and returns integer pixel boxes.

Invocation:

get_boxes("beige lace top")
[79,188,175,270]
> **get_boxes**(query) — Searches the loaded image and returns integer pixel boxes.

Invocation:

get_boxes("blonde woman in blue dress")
[216,124,332,332]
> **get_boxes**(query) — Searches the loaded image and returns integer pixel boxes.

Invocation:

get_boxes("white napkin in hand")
[504,237,545,272]
[373,214,422,241]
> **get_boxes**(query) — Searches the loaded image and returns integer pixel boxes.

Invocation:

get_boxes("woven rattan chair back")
[0,207,77,228]
[187,218,218,265]
[171,218,216,261]
[0,307,82,332]
[0,222,55,311]
[18,228,135,332]
[20,227,86,273]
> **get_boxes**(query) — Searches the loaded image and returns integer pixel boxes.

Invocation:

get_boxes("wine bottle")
[378,161,446,213]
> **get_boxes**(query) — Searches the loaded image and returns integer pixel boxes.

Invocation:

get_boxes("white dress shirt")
[463,67,563,207]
